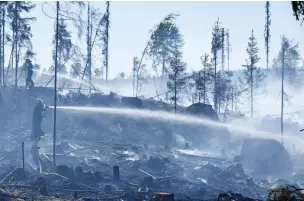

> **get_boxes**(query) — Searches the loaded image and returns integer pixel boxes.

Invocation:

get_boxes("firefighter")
[32,98,49,141]
[25,59,34,90]
[31,98,49,168]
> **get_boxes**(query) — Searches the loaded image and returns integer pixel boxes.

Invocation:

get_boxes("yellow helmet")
[36,98,44,107]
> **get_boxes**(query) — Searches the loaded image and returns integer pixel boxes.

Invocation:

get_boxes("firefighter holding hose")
[32,98,49,141]
[31,98,49,167]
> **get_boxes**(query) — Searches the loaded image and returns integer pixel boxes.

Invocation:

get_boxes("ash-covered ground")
[0,88,299,200]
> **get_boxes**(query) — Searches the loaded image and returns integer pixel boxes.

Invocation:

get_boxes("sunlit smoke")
[33,69,108,92]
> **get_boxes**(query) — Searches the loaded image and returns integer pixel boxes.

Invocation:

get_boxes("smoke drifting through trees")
[275,36,301,144]
[0,1,303,123]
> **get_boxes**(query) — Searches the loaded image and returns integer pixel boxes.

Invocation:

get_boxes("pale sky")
[29,1,304,79]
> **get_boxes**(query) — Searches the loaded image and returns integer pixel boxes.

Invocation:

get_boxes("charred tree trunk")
[105,1,109,83]
[132,59,135,97]
[53,1,60,169]
[214,55,218,112]
[226,30,230,71]
[2,8,4,88]
[14,2,18,88]
[231,85,234,113]
[86,3,92,93]
[250,65,253,118]
[162,55,165,79]
[0,9,2,88]
[174,70,177,114]
[281,43,285,145]
[198,71,201,103]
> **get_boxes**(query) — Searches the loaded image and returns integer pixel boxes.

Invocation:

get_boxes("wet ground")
[0,89,300,200]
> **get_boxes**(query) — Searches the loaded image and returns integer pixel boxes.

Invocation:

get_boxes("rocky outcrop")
[240,138,293,177]
[184,103,220,121]
[121,96,143,108]
[182,103,231,145]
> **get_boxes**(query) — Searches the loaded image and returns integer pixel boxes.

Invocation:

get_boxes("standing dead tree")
[53,0,60,169]
[264,1,271,69]
[102,1,110,82]
[211,18,222,112]
[226,29,231,71]
[133,57,147,97]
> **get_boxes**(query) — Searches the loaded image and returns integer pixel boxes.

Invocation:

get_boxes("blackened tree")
[102,1,110,82]
[265,1,271,69]
[239,29,265,118]
[167,53,187,113]
[211,18,222,112]
[194,53,213,103]
[221,28,225,70]
[291,1,304,24]
[51,19,72,74]
[226,29,231,70]
[133,56,147,97]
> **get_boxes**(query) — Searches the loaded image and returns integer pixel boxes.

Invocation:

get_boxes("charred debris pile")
[0,88,288,200]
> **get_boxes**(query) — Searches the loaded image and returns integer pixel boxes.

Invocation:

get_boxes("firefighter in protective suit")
[25,59,34,90]
[31,98,49,168]
[32,98,49,141]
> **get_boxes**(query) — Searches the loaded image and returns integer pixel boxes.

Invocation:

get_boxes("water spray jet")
[46,106,304,151]
[48,106,278,138]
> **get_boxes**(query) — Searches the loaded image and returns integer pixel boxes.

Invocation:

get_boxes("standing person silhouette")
[31,98,49,169]
[25,59,34,90]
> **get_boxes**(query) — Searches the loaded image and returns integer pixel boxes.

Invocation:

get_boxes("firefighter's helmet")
[36,98,44,108]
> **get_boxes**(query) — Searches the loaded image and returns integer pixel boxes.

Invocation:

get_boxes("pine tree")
[211,18,222,112]
[148,14,183,78]
[53,0,60,169]
[7,1,35,88]
[239,29,265,118]
[265,1,271,69]
[226,29,231,70]
[280,36,286,145]
[221,28,225,70]
[272,37,301,84]
[51,20,72,74]
[86,2,93,93]
[1,5,4,87]
[103,1,110,82]
[0,3,4,87]
[217,70,233,118]
[132,58,136,97]
[133,57,147,96]
[276,36,301,143]
[194,53,213,103]
[167,53,187,113]
[291,1,304,23]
